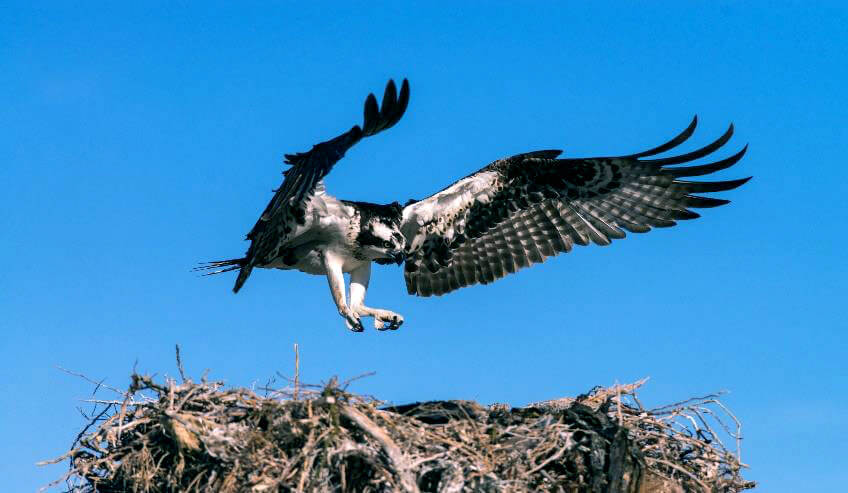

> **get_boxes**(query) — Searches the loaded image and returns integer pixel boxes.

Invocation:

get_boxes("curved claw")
[388,318,403,331]
[375,313,404,331]
[341,308,364,332]
[346,318,364,332]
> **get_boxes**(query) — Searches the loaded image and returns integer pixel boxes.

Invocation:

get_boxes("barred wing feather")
[200,79,410,292]
[401,117,750,297]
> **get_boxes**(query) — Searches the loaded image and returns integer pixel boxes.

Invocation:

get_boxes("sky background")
[2,2,846,491]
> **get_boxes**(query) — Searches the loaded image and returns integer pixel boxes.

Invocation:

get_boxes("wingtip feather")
[361,78,411,136]
[624,115,699,159]
[643,121,736,166]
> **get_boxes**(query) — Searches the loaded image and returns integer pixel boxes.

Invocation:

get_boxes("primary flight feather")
[198,79,750,331]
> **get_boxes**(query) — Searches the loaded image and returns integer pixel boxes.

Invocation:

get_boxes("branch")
[339,405,419,493]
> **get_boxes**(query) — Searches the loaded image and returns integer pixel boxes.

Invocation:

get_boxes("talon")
[342,308,364,332]
[360,309,404,332]
[385,314,403,331]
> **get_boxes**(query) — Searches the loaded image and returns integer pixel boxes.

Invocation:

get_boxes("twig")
[711,398,744,463]
[526,443,568,475]
[339,405,419,493]
[175,344,187,383]
[341,371,376,390]
[647,458,712,492]
[56,366,124,396]
[616,380,623,426]
[649,391,727,414]
[71,403,114,450]
[294,343,299,401]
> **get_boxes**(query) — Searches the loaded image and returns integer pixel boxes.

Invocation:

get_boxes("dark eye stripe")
[356,230,386,248]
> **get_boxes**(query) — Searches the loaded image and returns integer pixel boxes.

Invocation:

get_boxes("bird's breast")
[262,193,362,275]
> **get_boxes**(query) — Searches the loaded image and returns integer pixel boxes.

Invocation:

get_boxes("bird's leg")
[322,251,363,332]
[349,263,404,331]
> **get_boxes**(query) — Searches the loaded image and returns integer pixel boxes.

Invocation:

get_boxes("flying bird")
[198,79,750,332]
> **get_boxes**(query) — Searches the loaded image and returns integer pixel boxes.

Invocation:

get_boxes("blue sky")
[2,2,846,491]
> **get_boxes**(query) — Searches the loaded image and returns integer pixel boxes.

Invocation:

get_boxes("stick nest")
[45,372,755,492]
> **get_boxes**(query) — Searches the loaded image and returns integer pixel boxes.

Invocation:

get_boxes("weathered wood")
[44,374,755,492]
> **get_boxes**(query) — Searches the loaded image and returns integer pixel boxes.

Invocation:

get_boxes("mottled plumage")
[401,118,749,296]
[199,79,750,331]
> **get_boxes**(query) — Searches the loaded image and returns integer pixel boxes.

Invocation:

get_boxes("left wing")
[401,117,750,297]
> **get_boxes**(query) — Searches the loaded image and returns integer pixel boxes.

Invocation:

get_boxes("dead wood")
[43,371,755,492]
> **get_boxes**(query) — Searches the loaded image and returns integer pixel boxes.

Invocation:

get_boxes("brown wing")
[401,117,750,297]
[197,79,410,292]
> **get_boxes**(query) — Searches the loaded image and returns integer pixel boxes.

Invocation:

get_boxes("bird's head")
[355,202,406,265]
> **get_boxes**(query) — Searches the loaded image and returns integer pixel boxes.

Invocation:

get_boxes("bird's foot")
[370,309,404,331]
[340,307,364,332]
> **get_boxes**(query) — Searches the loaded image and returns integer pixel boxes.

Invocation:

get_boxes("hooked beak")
[391,251,405,265]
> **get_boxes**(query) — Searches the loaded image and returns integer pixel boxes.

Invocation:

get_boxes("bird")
[197,79,750,332]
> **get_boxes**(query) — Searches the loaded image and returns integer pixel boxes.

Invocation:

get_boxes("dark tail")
[193,258,253,293]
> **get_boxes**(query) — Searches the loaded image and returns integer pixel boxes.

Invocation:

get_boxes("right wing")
[201,79,410,293]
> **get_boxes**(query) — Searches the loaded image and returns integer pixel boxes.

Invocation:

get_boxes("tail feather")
[194,258,253,293]
[233,264,253,293]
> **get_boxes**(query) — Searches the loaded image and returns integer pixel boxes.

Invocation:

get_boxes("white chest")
[264,191,365,275]
[278,248,365,275]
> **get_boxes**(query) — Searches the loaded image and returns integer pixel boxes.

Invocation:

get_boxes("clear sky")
[2,2,846,491]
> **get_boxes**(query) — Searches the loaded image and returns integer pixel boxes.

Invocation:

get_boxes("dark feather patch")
[344,200,403,228]
[404,117,750,296]
[230,79,410,292]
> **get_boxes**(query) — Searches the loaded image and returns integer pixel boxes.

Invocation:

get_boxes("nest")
[44,365,755,492]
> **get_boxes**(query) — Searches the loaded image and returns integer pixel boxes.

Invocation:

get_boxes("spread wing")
[401,117,750,297]
[209,79,409,292]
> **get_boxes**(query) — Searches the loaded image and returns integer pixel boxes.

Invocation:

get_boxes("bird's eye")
[383,240,392,248]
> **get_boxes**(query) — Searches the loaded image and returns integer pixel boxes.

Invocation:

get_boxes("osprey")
[199,79,750,332]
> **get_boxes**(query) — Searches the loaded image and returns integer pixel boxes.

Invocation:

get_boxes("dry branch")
[44,371,755,492]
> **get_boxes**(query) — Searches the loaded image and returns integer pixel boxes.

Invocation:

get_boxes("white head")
[353,202,406,264]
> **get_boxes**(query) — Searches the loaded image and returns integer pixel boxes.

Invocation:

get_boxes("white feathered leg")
[349,263,404,331]
[322,250,363,332]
